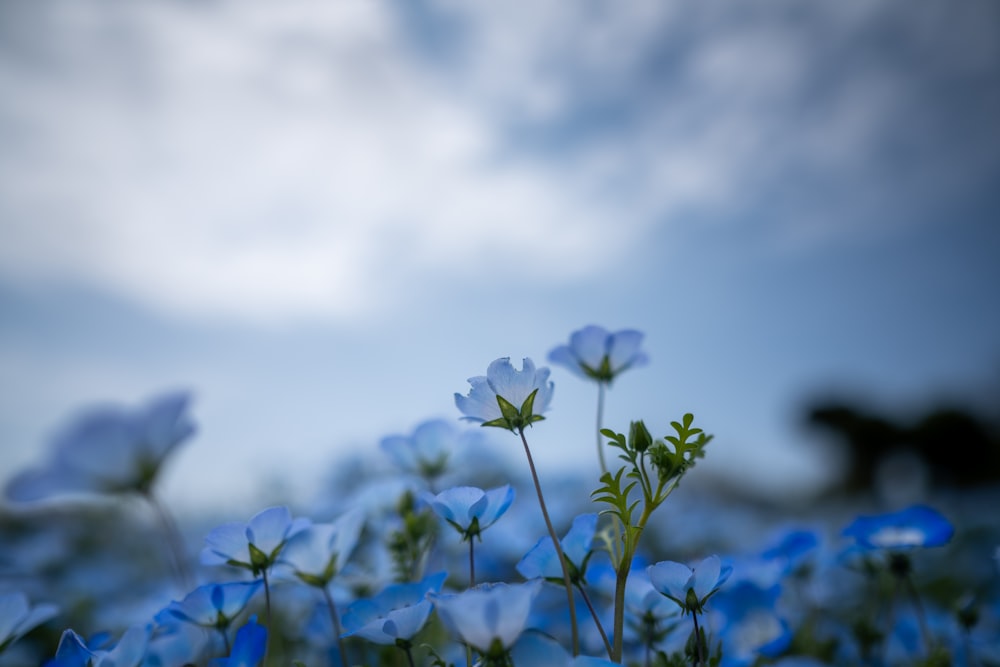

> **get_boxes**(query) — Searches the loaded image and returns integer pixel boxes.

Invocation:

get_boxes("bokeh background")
[2,0,999,516]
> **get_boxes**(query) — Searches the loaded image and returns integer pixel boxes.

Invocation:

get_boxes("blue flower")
[455,357,554,432]
[843,505,954,550]
[45,625,150,667]
[648,555,733,615]
[341,571,447,645]
[279,508,365,587]
[209,616,267,667]
[155,581,262,630]
[6,391,195,501]
[517,513,597,583]
[380,419,472,480]
[548,325,648,384]
[0,592,59,653]
[201,506,311,576]
[422,485,515,541]
[430,580,543,654]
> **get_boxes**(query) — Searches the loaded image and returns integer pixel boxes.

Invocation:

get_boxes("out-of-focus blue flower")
[759,528,820,575]
[455,357,554,432]
[45,625,150,667]
[548,325,649,384]
[843,505,954,550]
[422,485,515,541]
[648,555,733,615]
[209,615,267,667]
[279,509,365,587]
[431,580,543,654]
[511,632,623,667]
[517,513,597,583]
[380,419,469,480]
[0,592,59,653]
[341,571,447,645]
[6,392,195,501]
[712,578,790,667]
[201,506,311,576]
[155,581,262,630]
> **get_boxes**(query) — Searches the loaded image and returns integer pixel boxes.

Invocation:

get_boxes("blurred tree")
[806,400,1000,492]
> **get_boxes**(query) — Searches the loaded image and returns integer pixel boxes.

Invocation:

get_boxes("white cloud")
[1,0,996,323]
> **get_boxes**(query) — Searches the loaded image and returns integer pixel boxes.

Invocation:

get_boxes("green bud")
[629,420,653,453]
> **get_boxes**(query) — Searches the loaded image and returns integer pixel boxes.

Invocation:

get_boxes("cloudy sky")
[2,0,999,516]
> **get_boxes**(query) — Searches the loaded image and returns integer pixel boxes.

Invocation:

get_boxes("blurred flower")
[517,513,597,582]
[431,580,543,654]
[843,505,954,550]
[6,392,195,501]
[548,325,648,384]
[422,485,515,542]
[511,632,623,667]
[648,555,733,615]
[455,357,553,432]
[279,509,365,587]
[155,581,262,631]
[341,571,447,645]
[201,506,311,576]
[0,592,59,653]
[380,419,468,481]
[209,615,267,667]
[45,625,150,667]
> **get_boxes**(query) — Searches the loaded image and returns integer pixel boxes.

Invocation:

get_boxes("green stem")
[691,611,704,667]
[145,491,193,589]
[261,569,272,661]
[596,383,607,474]
[469,538,476,588]
[323,585,348,667]
[519,428,579,656]
[577,582,613,659]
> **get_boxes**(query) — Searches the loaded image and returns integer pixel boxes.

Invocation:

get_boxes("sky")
[1,0,999,517]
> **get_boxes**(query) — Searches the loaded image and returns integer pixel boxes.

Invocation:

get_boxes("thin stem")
[519,428,579,656]
[691,611,704,667]
[576,583,613,659]
[596,383,607,474]
[402,644,416,667]
[322,585,348,667]
[261,569,272,661]
[469,539,476,588]
[218,627,231,655]
[903,573,934,655]
[145,491,193,589]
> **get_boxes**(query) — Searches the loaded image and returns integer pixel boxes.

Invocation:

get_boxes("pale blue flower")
[843,505,954,550]
[455,357,554,432]
[279,508,365,587]
[431,580,543,653]
[201,506,311,576]
[341,572,447,645]
[517,513,597,582]
[422,485,515,541]
[380,419,470,480]
[511,632,622,667]
[155,581,262,630]
[0,592,59,653]
[549,325,648,384]
[648,555,732,615]
[6,391,195,500]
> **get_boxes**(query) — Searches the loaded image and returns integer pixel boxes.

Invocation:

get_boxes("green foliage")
[386,490,438,583]
[482,389,546,433]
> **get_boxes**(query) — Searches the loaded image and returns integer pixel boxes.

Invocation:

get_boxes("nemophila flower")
[431,580,544,656]
[380,419,473,481]
[648,555,733,615]
[843,504,954,550]
[517,513,597,583]
[45,625,150,667]
[201,506,311,576]
[455,357,554,432]
[155,581,262,631]
[0,592,59,653]
[422,485,515,542]
[341,571,447,645]
[279,509,365,587]
[548,325,649,384]
[6,391,195,501]
[209,615,267,667]
[511,632,622,667]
